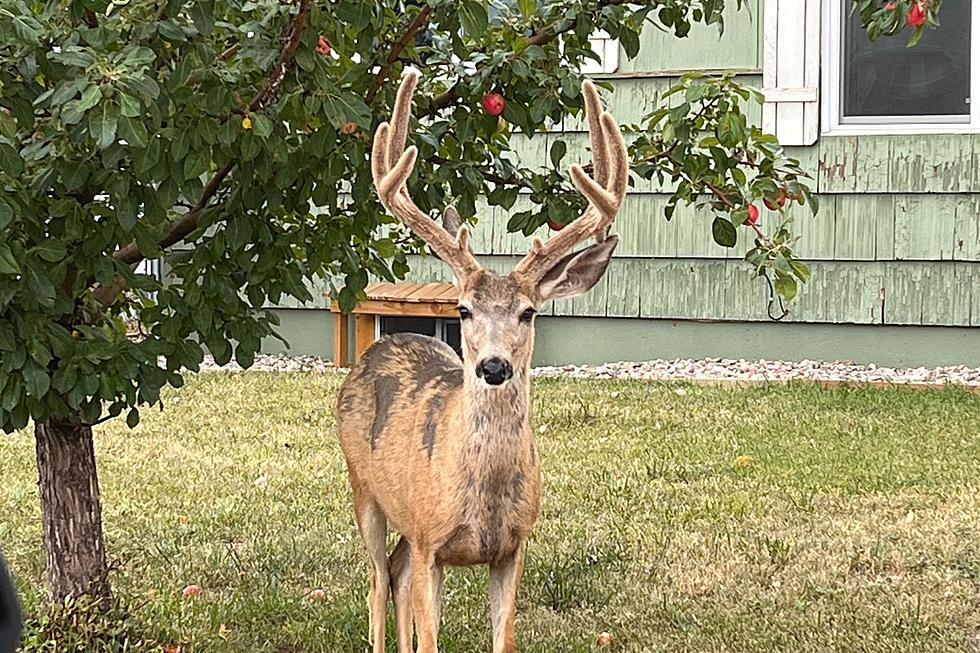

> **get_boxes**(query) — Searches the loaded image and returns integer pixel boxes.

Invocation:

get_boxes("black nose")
[476,357,513,386]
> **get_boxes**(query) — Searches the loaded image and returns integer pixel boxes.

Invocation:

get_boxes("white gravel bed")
[198,354,980,388]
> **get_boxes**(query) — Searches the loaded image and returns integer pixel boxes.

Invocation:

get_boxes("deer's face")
[372,71,628,390]
[456,271,538,387]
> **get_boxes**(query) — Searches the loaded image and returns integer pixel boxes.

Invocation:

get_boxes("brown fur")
[339,70,628,653]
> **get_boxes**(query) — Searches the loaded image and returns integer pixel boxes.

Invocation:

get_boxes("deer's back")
[336,333,463,491]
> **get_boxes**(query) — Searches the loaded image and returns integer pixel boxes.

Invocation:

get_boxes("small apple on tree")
[482,92,506,116]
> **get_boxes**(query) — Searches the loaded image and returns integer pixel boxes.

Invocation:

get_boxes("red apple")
[907,3,926,26]
[886,2,897,9]
[746,203,760,226]
[317,36,331,56]
[340,121,359,135]
[482,92,506,117]
[305,588,326,602]
[182,584,202,598]
[597,632,614,646]
[547,218,566,231]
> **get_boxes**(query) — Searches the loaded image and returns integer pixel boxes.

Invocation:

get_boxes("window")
[379,316,462,357]
[578,30,620,75]
[823,1,980,134]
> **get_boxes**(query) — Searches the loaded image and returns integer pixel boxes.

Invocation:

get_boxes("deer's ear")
[536,235,618,302]
[442,206,463,236]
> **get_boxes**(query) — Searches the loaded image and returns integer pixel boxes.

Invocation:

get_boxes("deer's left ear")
[536,235,619,302]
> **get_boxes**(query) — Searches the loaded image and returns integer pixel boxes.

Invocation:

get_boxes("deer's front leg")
[411,549,443,653]
[489,545,526,653]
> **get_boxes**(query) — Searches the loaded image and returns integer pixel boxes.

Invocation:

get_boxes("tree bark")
[34,419,110,603]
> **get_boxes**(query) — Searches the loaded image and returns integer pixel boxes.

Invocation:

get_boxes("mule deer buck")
[336,70,628,653]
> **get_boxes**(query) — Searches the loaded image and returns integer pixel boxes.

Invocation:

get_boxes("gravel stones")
[198,354,980,389]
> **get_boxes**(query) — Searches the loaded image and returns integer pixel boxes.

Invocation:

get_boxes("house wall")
[264,1,980,366]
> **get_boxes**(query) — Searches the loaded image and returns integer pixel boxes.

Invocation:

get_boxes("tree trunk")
[34,419,110,603]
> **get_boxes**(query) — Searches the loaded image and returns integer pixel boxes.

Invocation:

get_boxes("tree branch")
[365,6,432,104]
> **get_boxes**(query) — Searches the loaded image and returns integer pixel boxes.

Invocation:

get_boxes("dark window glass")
[379,316,436,338]
[443,320,462,357]
[379,316,462,358]
[843,5,971,118]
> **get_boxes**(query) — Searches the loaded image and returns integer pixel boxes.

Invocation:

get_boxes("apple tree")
[0,0,934,603]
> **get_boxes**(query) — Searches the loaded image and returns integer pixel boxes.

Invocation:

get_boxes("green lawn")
[2,373,980,652]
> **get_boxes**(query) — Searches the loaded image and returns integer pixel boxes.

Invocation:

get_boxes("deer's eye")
[519,307,536,324]
[457,306,472,320]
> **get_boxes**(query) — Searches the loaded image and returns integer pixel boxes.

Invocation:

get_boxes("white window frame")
[821,0,980,135]
[578,30,620,75]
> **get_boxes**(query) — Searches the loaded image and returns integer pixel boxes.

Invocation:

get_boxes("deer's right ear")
[442,206,463,236]
[535,235,619,302]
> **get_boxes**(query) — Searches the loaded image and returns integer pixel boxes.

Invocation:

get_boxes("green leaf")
[172,131,191,161]
[550,139,567,167]
[89,103,119,149]
[0,143,24,176]
[183,149,210,180]
[252,114,273,139]
[518,0,536,18]
[76,85,103,112]
[119,93,142,118]
[459,1,489,38]
[0,110,16,139]
[789,259,811,283]
[502,100,533,134]
[0,244,20,274]
[48,47,94,68]
[716,111,745,147]
[138,136,162,174]
[711,216,738,248]
[118,116,148,149]
[619,28,640,59]
[11,16,40,45]
[26,263,56,306]
[126,408,140,428]
[774,274,798,301]
[321,92,372,130]
[189,0,215,35]
[234,344,254,369]
[209,337,231,366]
[31,242,66,262]
[907,25,925,47]
[60,161,90,191]
[334,1,373,31]
[23,362,50,398]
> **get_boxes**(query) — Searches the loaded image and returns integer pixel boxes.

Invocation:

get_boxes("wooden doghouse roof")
[327,282,458,317]
[360,282,457,303]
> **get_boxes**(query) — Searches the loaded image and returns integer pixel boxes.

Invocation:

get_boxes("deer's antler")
[512,80,629,284]
[372,70,481,280]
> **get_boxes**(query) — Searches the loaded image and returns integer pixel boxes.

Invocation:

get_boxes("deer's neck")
[461,367,532,460]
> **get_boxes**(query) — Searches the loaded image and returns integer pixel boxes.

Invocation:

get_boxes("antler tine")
[387,69,419,170]
[513,80,629,283]
[371,71,481,279]
[583,80,609,189]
